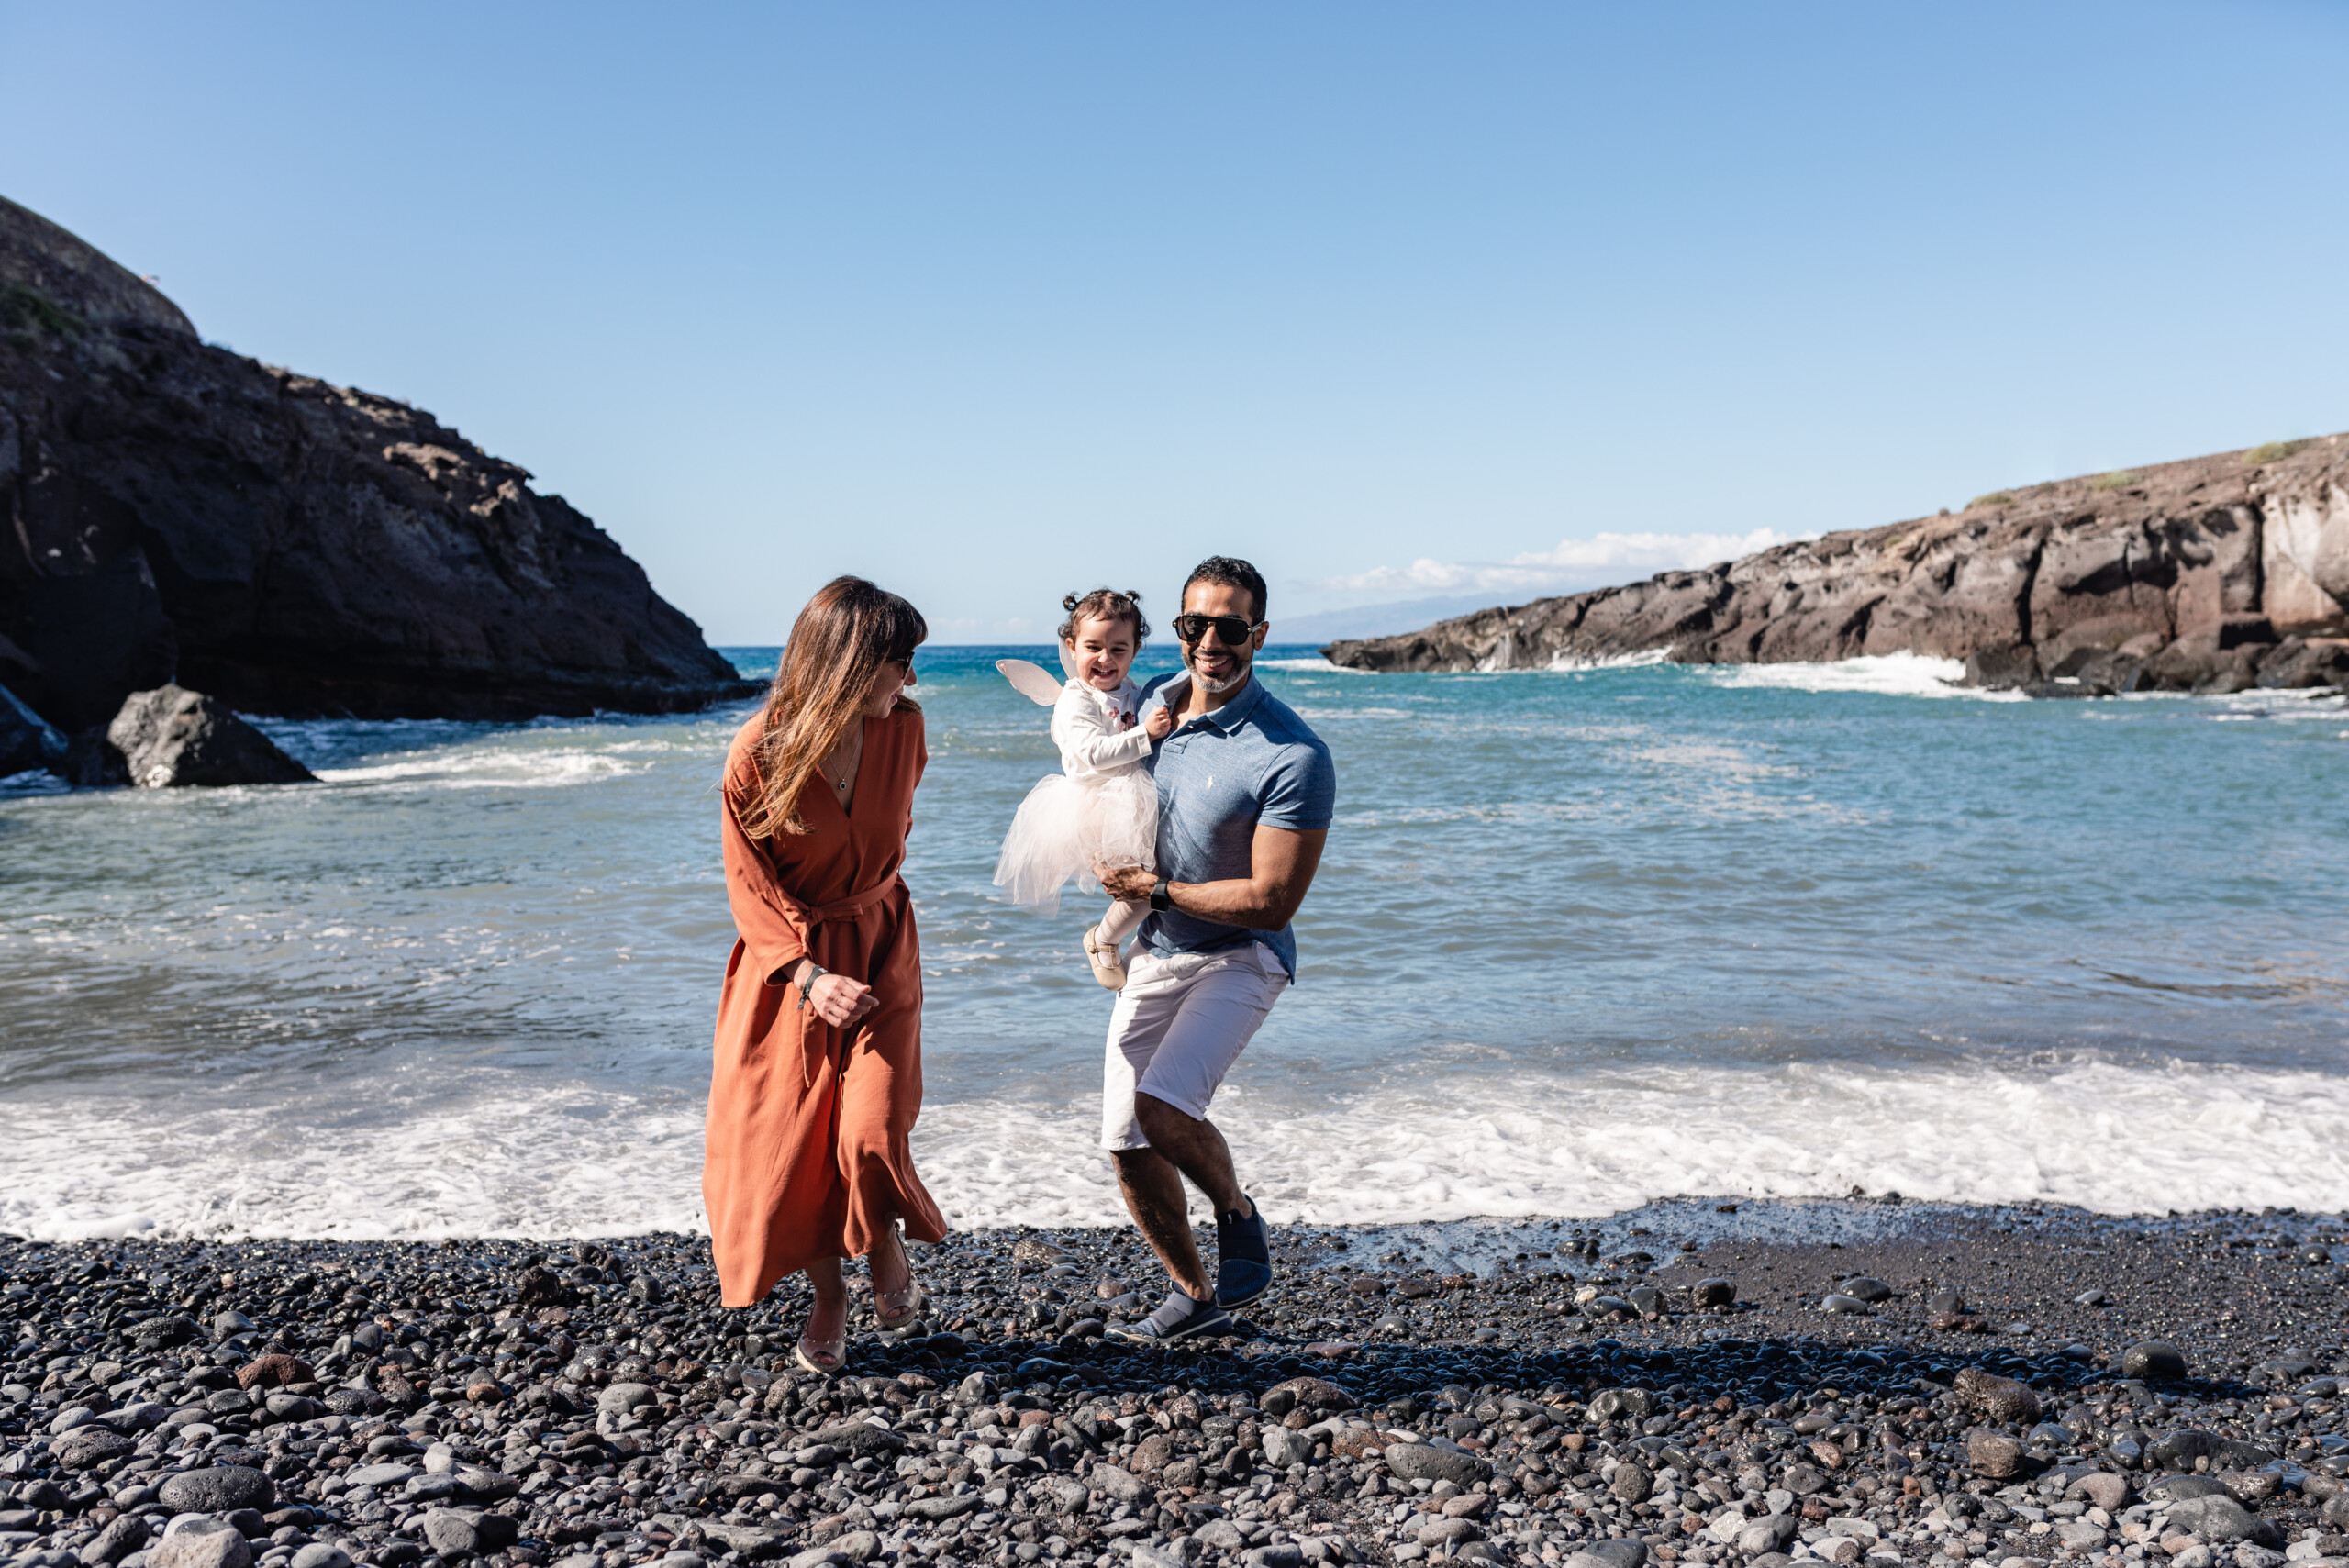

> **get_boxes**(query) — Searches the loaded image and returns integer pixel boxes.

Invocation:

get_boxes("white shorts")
[1099,941,1289,1151]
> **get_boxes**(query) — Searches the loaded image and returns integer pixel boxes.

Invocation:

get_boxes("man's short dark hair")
[1181,556,1268,622]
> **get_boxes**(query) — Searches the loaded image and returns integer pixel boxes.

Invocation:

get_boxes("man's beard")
[1191,651,1251,694]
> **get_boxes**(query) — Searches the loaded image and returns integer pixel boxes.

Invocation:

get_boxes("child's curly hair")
[1058,587,1150,644]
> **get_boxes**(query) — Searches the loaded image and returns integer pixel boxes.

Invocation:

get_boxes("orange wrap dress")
[703,706,948,1308]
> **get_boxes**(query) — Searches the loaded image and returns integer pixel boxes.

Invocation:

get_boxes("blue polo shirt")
[1133,673,1337,980]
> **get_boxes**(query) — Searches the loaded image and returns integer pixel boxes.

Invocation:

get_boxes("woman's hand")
[807,970,879,1029]
[1144,706,1174,740]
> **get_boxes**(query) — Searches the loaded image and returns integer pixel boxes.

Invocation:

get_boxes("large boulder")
[1,195,753,730]
[103,684,314,788]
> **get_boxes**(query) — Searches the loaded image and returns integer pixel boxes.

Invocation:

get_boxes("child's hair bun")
[1058,587,1152,645]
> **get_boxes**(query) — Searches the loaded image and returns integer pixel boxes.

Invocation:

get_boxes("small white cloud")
[1316,528,1812,596]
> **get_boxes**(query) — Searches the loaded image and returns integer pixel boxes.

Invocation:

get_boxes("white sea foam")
[1545,649,1672,673]
[2199,686,2349,722]
[8,1055,2347,1241]
[1700,651,2006,699]
[1256,657,1365,674]
[315,747,652,791]
[0,1079,709,1243]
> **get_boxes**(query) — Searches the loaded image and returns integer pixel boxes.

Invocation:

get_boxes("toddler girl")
[994,587,1174,988]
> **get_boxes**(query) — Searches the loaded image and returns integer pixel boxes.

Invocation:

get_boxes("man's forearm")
[1158,876,1305,932]
[1100,825,1326,931]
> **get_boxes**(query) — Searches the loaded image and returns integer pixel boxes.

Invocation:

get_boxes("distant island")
[0,195,755,740]
[1326,436,2349,696]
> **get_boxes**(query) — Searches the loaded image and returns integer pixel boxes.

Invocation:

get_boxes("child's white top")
[1052,676,1150,781]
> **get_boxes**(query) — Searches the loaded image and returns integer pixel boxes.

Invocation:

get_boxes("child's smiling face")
[1064,613,1140,691]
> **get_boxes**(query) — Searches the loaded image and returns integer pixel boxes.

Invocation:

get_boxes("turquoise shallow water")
[1,646,2344,1240]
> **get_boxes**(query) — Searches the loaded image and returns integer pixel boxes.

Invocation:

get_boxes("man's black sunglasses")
[1173,613,1264,645]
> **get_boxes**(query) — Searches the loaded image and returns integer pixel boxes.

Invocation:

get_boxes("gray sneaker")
[1215,1199,1272,1310]
[1105,1290,1233,1344]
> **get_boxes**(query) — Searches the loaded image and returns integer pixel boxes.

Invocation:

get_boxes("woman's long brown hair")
[738,576,927,840]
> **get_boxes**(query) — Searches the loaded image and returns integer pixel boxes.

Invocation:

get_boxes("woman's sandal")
[795,1323,847,1375]
[796,1287,849,1374]
[873,1223,924,1329]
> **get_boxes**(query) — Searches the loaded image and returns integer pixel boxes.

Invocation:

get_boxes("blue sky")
[5,2,2346,644]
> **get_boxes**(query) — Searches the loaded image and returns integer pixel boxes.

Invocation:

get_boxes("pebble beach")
[6,1201,2347,1568]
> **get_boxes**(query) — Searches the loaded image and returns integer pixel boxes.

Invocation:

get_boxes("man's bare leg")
[1112,1146,1211,1301]
[1113,1093,1256,1299]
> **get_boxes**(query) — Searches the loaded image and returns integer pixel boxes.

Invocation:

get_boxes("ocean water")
[2,647,2346,1243]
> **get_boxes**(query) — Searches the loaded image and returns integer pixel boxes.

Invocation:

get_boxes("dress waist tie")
[795,876,903,1087]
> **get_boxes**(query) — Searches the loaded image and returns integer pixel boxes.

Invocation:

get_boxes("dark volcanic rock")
[1967,1431,2026,1479]
[1326,436,2349,691]
[514,1261,578,1309]
[1,195,754,729]
[131,1311,202,1350]
[50,1423,135,1469]
[234,1351,315,1389]
[1382,1440,1489,1487]
[82,1513,150,1566]
[1953,1366,2043,1424]
[158,1465,276,1513]
[421,1508,519,1555]
[2123,1340,2190,1381]
[104,684,314,787]
[2167,1494,2261,1544]
[1690,1276,1736,1307]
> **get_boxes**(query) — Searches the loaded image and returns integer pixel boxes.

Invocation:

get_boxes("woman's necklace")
[818,726,863,800]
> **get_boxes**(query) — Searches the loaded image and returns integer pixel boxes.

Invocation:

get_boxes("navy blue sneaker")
[1106,1290,1233,1344]
[1215,1200,1273,1309]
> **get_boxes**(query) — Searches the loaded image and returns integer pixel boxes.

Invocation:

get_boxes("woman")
[703,575,947,1373]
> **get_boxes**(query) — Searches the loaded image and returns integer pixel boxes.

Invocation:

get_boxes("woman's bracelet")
[794,960,829,1010]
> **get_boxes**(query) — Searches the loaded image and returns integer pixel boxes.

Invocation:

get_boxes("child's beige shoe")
[1083,928,1128,990]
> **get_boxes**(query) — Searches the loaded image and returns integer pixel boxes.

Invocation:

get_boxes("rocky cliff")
[0,195,754,730]
[1325,436,2349,695]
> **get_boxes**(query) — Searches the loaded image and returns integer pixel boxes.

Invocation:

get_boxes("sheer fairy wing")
[996,659,1066,706]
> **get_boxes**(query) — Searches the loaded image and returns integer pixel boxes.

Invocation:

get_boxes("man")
[1094,555,1336,1342]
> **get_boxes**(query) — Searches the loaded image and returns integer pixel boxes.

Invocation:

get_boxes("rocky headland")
[1323,440,2349,697]
[4,1202,2347,1568]
[0,195,754,760]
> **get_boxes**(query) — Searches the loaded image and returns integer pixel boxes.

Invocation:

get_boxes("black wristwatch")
[1150,878,1173,912]
[794,960,829,1011]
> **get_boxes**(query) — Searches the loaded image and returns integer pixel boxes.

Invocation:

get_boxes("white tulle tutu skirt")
[994,771,1158,913]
